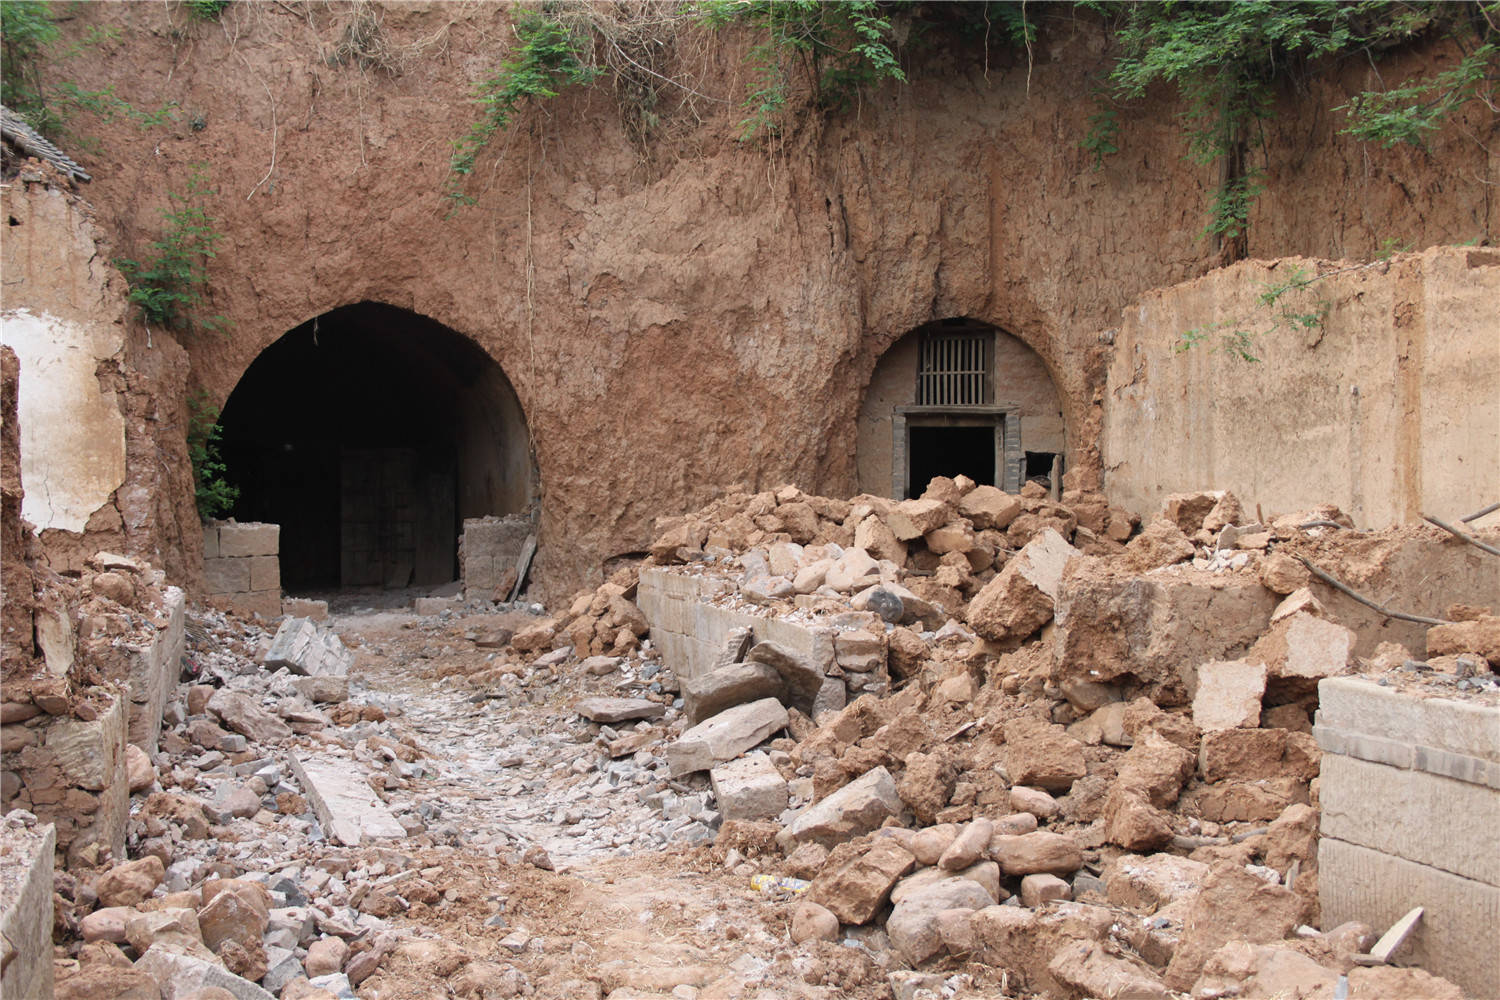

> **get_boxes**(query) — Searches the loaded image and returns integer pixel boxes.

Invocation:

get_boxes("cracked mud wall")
[0,178,203,589]
[38,4,1499,599]
[1102,247,1500,530]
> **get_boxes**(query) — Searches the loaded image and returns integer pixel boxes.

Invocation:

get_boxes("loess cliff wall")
[17,2,1497,599]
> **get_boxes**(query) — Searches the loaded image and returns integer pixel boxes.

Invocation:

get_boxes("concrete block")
[710,751,789,821]
[1319,837,1499,998]
[248,555,280,593]
[667,698,789,777]
[217,521,280,558]
[1316,676,1500,763]
[204,556,251,594]
[288,754,405,846]
[1319,754,1500,884]
[0,821,56,1000]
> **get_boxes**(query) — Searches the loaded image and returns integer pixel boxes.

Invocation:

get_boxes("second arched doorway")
[857,318,1065,498]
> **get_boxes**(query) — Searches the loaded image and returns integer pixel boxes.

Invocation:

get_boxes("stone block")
[1198,728,1319,783]
[216,521,280,558]
[264,618,353,677]
[1319,753,1500,884]
[281,598,328,621]
[1316,676,1500,763]
[1020,873,1072,908]
[666,698,788,777]
[459,515,531,593]
[125,585,183,754]
[1191,659,1266,731]
[747,640,824,714]
[248,555,280,593]
[886,877,994,965]
[785,766,902,847]
[710,751,788,821]
[1320,837,1499,998]
[202,523,220,559]
[0,821,55,1000]
[204,557,251,594]
[989,831,1084,876]
[231,590,283,621]
[683,661,783,724]
[289,753,405,846]
[135,941,277,1000]
[574,697,666,724]
[1054,566,1278,705]
[1247,611,1355,691]
[289,675,348,704]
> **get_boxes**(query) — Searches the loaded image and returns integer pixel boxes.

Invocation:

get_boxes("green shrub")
[115,168,225,334]
[187,393,238,521]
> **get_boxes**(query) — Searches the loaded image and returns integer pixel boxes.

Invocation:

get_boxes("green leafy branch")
[447,8,599,206]
[115,167,226,336]
[697,0,907,140]
[1,2,176,142]
[187,392,238,521]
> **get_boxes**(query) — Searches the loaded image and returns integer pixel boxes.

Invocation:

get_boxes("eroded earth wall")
[1102,248,1500,531]
[29,4,1500,598]
[0,177,203,589]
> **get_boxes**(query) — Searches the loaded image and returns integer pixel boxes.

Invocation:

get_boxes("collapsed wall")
[1103,247,1500,531]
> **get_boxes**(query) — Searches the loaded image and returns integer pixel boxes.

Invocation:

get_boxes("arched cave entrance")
[857,318,1065,499]
[217,303,534,592]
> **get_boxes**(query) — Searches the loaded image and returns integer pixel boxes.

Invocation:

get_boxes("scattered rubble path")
[334,609,898,1000]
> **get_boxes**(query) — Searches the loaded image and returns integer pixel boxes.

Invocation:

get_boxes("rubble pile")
[6,467,1495,999]
[587,478,1492,998]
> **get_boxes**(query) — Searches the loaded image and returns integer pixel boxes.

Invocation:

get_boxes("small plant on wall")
[187,392,238,521]
[116,166,226,336]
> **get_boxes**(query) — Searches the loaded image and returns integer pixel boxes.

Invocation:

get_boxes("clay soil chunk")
[808,838,916,924]
[989,831,1084,876]
[1001,716,1086,792]
[1164,865,1307,990]
[784,766,902,847]
[886,877,995,965]
[666,697,788,777]
[966,528,1080,641]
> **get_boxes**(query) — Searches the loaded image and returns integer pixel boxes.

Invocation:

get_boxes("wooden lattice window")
[916,331,991,406]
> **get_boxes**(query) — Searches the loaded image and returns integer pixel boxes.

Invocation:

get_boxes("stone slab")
[1319,753,1500,884]
[0,822,56,1000]
[574,697,666,724]
[1316,676,1500,763]
[288,754,405,846]
[666,698,788,777]
[1319,837,1499,998]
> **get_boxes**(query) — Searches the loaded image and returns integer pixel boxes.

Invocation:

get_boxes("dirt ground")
[321,609,942,1000]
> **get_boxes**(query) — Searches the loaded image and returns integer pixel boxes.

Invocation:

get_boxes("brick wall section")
[1314,676,1500,996]
[203,520,281,619]
[3,692,129,866]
